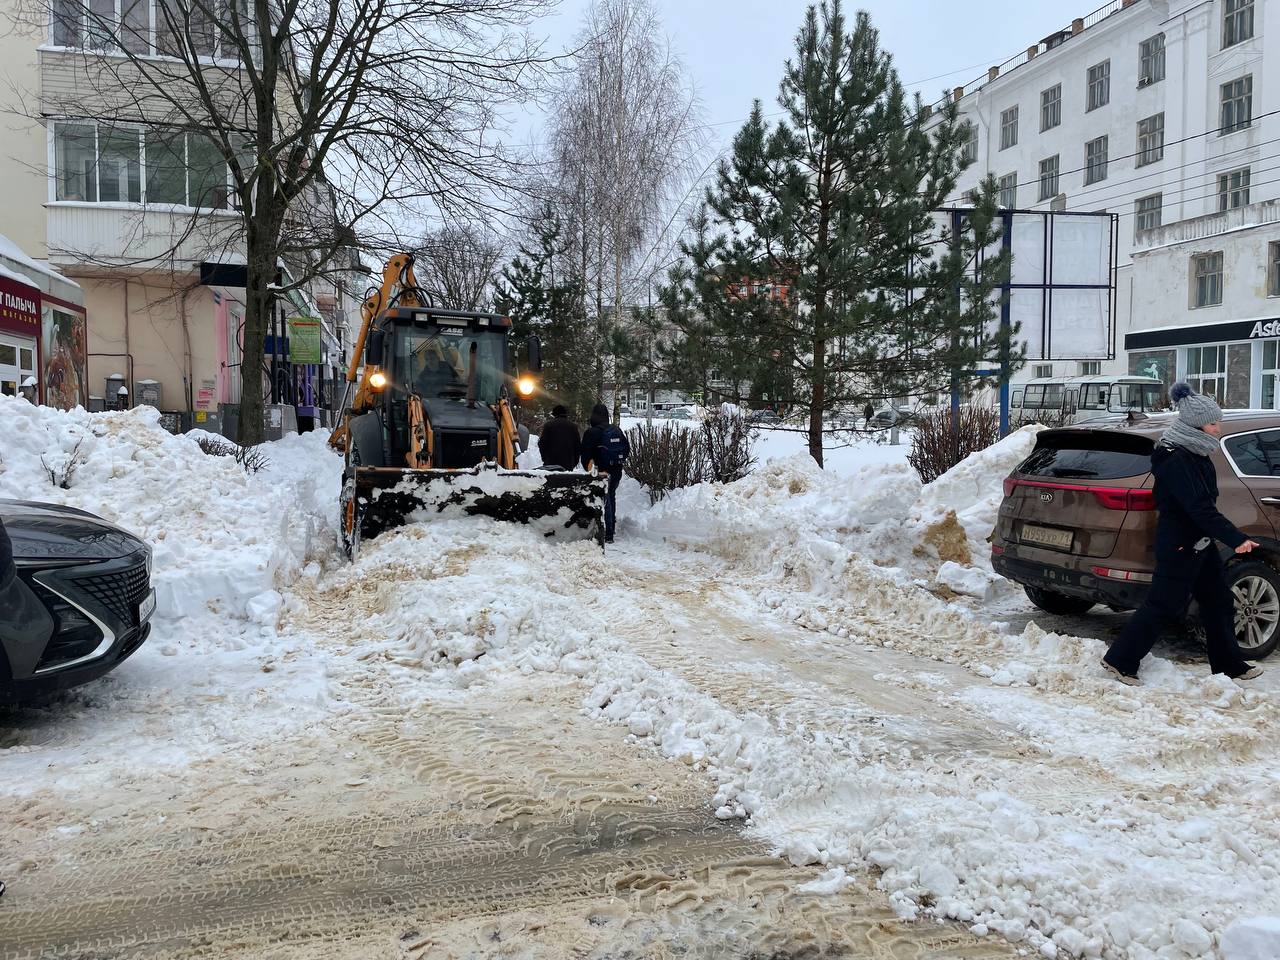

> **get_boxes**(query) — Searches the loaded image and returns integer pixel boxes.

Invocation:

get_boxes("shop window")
[1192,252,1224,308]
[1263,340,1280,408]
[1186,344,1227,401]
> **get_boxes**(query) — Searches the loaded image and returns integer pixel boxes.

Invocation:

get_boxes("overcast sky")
[526,0,1075,151]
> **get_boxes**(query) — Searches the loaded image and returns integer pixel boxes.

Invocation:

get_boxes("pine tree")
[494,208,598,421]
[661,1,1014,466]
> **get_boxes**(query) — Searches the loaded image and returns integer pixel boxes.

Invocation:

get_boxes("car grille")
[70,560,150,627]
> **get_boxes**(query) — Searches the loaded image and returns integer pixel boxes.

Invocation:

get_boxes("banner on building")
[286,316,322,365]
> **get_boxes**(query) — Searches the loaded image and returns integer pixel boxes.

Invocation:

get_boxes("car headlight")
[369,371,388,390]
[517,376,535,397]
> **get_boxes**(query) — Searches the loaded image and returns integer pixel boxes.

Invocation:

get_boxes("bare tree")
[414,225,505,311]
[18,0,555,442]
[543,0,703,412]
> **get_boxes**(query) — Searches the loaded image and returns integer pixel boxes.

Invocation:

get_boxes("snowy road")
[2,529,1015,960]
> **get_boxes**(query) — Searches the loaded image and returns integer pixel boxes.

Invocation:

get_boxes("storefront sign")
[287,316,322,365]
[1127,317,1280,350]
[0,274,41,336]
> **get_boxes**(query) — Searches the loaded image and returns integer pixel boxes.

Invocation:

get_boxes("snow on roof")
[0,233,81,289]
[0,261,39,290]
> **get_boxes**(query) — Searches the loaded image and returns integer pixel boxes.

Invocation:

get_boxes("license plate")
[1021,524,1073,551]
[138,590,156,623]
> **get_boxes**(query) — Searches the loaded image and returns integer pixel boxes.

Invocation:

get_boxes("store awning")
[1126,315,1280,350]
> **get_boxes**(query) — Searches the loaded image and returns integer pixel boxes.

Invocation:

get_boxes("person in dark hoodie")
[1102,381,1263,685]
[580,403,630,543]
[537,405,581,471]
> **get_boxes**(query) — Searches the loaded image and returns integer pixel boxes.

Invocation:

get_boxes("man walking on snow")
[1102,381,1263,685]
[537,405,581,471]
[581,403,629,543]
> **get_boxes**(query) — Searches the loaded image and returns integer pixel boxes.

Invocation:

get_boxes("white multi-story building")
[945,0,1280,406]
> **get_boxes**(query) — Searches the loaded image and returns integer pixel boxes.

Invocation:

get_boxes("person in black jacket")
[581,403,628,543]
[1103,381,1263,685]
[537,405,581,471]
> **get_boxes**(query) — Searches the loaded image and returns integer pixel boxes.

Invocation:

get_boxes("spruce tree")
[661,1,1014,466]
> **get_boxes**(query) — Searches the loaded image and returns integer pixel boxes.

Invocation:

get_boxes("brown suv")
[993,411,1280,658]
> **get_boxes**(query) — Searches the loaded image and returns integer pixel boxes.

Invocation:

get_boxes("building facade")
[0,0,359,432]
[945,0,1280,404]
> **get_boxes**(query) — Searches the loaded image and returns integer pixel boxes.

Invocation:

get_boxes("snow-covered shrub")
[701,410,757,483]
[195,435,271,474]
[625,422,707,503]
[907,405,1001,483]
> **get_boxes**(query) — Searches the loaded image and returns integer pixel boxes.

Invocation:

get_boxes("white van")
[1010,375,1167,423]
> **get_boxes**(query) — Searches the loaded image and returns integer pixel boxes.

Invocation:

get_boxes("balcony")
[46,202,243,273]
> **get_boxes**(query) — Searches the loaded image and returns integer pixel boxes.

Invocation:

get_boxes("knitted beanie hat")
[1169,381,1223,428]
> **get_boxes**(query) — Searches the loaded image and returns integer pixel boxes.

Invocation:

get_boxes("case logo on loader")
[471,439,487,447]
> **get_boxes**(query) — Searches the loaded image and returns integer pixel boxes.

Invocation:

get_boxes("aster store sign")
[0,273,41,336]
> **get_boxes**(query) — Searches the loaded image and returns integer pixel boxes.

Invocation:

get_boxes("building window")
[1087,60,1110,111]
[1079,361,1102,376]
[49,0,252,59]
[1000,106,1018,150]
[1218,168,1251,211]
[1085,136,1108,185]
[1263,341,1280,408]
[1038,156,1059,202]
[1136,113,1164,166]
[54,121,228,209]
[960,121,977,163]
[1041,84,1061,131]
[1139,33,1165,86]
[1033,364,1053,379]
[1269,241,1280,297]
[1221,76,1253,135]
[998,172,1017,208]
[1135,193,1162,234]
[1224,0,1255,48]
[1186,344,1227,401]
[1192,252,1224,308]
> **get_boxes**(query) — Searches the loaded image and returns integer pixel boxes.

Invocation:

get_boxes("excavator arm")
[328,253,424,452]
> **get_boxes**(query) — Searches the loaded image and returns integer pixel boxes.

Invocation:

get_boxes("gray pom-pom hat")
[1169,380,1223,428]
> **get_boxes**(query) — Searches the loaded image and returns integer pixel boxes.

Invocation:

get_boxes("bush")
[624,422,707,504]
[701,410,757,483]
[196,435,271,474]
[907,405,1001,484]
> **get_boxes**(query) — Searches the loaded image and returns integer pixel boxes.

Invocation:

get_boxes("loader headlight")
[369,371,388,390]
[517,376,535,397]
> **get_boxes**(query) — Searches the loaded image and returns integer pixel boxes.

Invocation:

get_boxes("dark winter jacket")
[1151,442,1247,555]
[581,403,626,473]
[538,414,581,471]
[0,518,12,590]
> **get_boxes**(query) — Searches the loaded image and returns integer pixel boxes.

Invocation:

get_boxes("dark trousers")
[1105,547,1248,676]
[605,469,621,539]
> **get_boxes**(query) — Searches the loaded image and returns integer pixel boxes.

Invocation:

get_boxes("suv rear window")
[1017,431,1154,481]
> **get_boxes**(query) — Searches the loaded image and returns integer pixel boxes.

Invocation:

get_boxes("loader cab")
[366,308,518,469]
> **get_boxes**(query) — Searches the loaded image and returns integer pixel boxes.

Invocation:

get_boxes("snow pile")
[0,396,341,626]
[634,425,1041,597]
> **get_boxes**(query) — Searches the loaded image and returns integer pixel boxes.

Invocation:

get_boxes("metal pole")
[999,210,1013,437]
[950,209,963,465]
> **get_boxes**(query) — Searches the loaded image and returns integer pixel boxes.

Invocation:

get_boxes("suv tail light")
[1005,479,1154,511]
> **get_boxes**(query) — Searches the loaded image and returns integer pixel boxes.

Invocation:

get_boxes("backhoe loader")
[329,253,606,557]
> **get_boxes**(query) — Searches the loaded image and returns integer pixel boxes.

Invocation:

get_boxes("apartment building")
[946,0,1280,406]
[0,0,357,430]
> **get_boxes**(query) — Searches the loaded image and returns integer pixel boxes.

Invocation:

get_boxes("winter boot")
[1102,660,1140,686]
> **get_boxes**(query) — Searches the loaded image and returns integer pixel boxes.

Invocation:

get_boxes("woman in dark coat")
[1103,382,1263,685]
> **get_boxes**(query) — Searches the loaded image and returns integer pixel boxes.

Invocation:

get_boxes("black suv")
[1,501,154,703]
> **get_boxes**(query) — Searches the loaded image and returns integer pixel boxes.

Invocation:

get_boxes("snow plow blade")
[343,463,607,555]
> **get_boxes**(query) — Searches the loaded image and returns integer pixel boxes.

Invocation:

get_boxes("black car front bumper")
[0,622,151,703]
[993,552,1150,611]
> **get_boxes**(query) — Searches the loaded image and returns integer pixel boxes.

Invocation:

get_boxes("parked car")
[1,501,154,703]
[667,407,693,420]
[992,411,1280,657]
[748,409,781,424]
[870,404,915,427]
